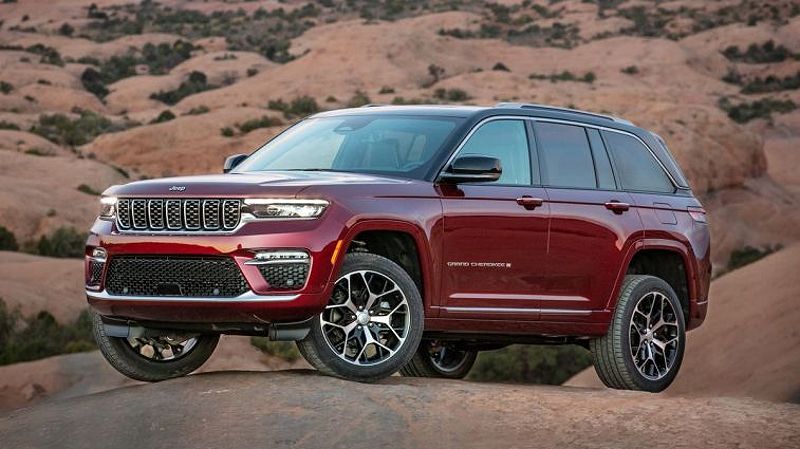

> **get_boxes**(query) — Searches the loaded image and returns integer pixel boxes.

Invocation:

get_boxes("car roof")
[313,103,634,127]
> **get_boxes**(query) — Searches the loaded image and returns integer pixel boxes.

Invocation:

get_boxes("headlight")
[99,197,116,220]
[243,199,328,219]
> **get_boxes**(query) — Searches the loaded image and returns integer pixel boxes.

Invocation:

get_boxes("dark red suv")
[86,103,710,391]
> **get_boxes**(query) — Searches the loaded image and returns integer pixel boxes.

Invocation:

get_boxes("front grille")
[258,263,309,290]
[106,256,249,297]
[116,198,241,232]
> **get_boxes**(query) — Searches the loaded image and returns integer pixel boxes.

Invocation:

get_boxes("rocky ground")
[1,370,798,449]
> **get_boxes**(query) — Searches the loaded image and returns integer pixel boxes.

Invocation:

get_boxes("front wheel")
[92,312,219,382]
[590,275,686,392]
[400,340,478,379]
[297,252,424,382]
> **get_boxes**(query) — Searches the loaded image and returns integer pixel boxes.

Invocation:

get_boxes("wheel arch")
[332,219,437,315]
[609,239,696,325]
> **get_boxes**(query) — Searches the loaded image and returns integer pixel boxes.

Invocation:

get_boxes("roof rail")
[359,104,386,108]
[494,102,634,126]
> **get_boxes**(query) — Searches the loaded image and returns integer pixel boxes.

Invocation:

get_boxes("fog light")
[92,247,107,261]
[246,250,309,264]
[246,250,310,290]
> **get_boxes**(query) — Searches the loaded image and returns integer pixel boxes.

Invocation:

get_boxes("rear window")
[535,122,596,189]
[602,131,674,193]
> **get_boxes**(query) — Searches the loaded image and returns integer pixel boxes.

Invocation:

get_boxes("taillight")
[687,206,707,223]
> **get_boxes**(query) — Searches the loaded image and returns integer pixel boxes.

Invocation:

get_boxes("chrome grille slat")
[115,198,242,233]
[148,200,165,229]
[202,200,221,230]
[131,200,148,229]
[117,199,131,229]
[184,200,201,230]
[166,200,182,229]
[222,200,240,229]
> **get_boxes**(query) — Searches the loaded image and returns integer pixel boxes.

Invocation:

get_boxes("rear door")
[533,121,642,319]
[439,118,549,320]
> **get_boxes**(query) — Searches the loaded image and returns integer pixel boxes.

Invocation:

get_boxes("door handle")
[516,196,544,210]
[604,201,630,214]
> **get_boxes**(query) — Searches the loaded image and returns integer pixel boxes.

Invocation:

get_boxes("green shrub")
[30,111,113,146]
[722,40,795,64]
[621,65,639,74]
[269,95,319,118]
[492,62,510,72]
[32,227,86,258]
[718,97,796,123]
[1,80,14,94]
[433,88,470,102]
[24,44,64,66]
[0,120,20,130]
[250,337,300,362]
[150,110,176,124]
[379,86,395,94]
[77,184,101,196]
[468,344,592,385]
[80,67,109,98]
[59,23,74,36]
[186,105,210,115]
[150,71,216,105]
[24,147,54,157]
[740,72,800,94]
[0,299,96,366]
[726,244,782,272]
[529,70,596,83]
[347,90,371,108]
[0,225,18,251]
[236,116,283,134]
[220,126,234,137]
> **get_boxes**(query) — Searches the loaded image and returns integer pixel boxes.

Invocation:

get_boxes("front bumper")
[85,214,344,324]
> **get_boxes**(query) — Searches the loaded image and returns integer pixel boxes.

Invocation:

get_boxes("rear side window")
[535,122,596,189]
[602,131,674,193]
[587,128,616,190]
[459,119,531,185]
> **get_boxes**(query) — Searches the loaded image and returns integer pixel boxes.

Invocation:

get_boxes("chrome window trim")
[87,289,298,303]
[438,115,678,190]
[531,117,678,189]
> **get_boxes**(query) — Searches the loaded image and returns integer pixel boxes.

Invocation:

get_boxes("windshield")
[234,115,463,179]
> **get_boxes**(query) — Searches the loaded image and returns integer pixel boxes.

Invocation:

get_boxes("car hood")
[104,171,420,198]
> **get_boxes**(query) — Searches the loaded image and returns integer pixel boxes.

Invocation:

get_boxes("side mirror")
[223,154,248,173]
[439,155,502,183]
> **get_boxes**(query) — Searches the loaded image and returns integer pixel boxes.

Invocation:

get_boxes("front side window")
[603,131,674,193]
[536,122,596,189]
[457,119,531,185]
[235,115,463,180]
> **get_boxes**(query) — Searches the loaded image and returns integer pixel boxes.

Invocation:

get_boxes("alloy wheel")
[426,340,472,373]
[125,336,199,362]
[320,270,410,366]
[629,291,680,380]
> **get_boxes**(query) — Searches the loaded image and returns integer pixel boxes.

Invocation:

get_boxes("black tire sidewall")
[304,253,424,381]
[618,277,686,392]
[404,341,478,379]
[92,312,219,382]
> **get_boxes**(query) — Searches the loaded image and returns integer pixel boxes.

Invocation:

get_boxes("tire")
[92,312,219,382]
[590,275,686,392]
[297,252,424,382]
[400,339,478,379]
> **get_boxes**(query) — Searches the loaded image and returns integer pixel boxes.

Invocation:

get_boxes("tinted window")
[459,119,531,185]
[235,115,462,180]
[535,122,596,189]
[603,131,674,193]
[587,128,616,190]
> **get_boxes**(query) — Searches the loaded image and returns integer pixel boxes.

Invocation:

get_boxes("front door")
[439,119,550,320]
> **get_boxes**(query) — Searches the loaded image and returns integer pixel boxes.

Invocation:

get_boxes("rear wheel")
[92,312,219,382]
[590,275,686,392]
[400,339,477,379]
[297,252,424,382]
